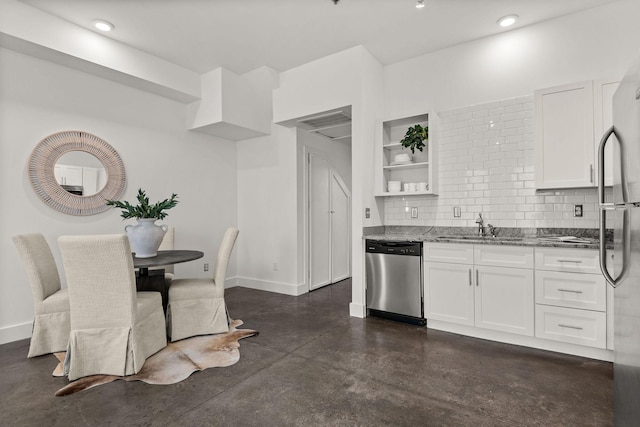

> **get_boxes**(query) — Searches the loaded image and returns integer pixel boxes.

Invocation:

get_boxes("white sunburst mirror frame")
[28,130,126,215]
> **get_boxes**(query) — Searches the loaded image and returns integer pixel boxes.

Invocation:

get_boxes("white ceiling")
[19,0,619,75]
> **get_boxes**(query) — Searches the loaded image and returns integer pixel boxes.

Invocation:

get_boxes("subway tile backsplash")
[384,95,612,229]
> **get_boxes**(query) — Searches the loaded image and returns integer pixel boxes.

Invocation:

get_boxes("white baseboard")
[0,321,32,345]
[235,276,307,296]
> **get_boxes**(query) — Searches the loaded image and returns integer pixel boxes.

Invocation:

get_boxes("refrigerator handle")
[597,125,628,288]
[597,126,617,207]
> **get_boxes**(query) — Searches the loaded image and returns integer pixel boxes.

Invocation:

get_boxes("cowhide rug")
[52,319,257,396]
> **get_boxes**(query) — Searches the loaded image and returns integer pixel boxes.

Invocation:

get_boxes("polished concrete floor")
[0,279,613,426]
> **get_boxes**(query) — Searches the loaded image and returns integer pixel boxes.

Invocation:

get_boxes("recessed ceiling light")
[92,19,114,32]
[497,15,518,28]
[416,0,425,8]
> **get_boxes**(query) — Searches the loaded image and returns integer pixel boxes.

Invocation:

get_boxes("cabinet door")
[82,167,99,195]
[54,164,84,185]
[535,270,606,311]
[594,80,619,187]
[475,266,534,336]
[64,165,83,186]
[535,305,606,349]
[54,165,64,185]
[424,262,474,326]
[535,247,600,274]
[535,81,595,189]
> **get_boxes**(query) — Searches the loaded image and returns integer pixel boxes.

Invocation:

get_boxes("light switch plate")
[453,207,461,217]
[411,207,418,218]
[365,208,370,219]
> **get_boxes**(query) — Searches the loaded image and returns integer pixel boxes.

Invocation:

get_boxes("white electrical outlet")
[204,263,209,271]
[411,207,418,218]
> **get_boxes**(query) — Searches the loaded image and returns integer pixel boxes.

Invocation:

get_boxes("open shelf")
[376,113,438,197]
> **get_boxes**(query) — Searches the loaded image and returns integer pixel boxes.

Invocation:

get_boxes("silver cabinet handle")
[557,288,583,294]
[468,269,472,286]
[597,125,627,288]
[557,259,582,263]
[475,269,479,287]
[558,324,583,330]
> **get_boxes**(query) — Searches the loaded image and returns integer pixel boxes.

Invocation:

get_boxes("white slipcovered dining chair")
[12,233,70,358]
[167,227,238,342]
[58,234,167,381]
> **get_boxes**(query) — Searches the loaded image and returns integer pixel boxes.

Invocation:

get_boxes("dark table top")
[133,250,204,269]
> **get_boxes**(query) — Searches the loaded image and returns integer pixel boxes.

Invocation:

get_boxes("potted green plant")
[400,124,428,154]
[106,188,179,258]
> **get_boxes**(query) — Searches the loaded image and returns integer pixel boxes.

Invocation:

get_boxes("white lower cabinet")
[475,266,534,336]
[424,243,612,359]
[424,244,534,336]
[424,261,474,326]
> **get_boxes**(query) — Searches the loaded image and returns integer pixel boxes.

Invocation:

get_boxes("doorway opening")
[297,107,353,292]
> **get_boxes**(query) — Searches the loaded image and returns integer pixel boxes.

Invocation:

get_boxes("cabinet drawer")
[535,305,606,349]
[423,243,474,264]
[535,270,606,311]
[474,246,533,269]
[535,248,600,273]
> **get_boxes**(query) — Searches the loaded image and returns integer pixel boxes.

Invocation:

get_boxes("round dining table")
[133,250,204,312]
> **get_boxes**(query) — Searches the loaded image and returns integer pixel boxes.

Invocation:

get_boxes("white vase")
[125,219,168,258]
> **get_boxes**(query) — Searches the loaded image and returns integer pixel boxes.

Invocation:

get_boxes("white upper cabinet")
[535,81,595,189]
[535,80,619,189]
[54,164,83,186]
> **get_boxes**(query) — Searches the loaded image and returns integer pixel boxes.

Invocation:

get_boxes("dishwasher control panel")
[366,240,422,256]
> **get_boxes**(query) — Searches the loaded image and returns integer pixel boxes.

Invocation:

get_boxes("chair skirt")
[64,294,167,381]
[167,297,229,342]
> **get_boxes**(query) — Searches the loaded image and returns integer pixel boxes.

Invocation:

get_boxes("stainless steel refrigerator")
[598,53,640,426]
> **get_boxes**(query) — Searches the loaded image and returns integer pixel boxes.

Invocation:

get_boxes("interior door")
[330,171,350,282]
[309,152,331,290]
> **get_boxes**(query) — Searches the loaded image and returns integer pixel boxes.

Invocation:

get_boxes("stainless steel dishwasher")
[365,240,425,326]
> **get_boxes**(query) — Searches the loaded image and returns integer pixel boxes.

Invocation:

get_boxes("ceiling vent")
[297,110,351,142]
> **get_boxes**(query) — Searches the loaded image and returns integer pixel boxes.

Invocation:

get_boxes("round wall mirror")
[28,131,126,215]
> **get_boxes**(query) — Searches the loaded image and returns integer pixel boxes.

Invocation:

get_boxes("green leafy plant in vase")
[106,189,179,258]
[400,124,428,154]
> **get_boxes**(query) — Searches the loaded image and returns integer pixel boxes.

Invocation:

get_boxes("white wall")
[236,124,302,294]
[0,47,237,344]
[384,0,640,116]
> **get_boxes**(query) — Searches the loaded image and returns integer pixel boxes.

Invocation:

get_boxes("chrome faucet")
[475,213,485,236]
[487,224,497,238]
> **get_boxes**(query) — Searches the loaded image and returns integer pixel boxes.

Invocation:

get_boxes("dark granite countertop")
[363,226,613,250]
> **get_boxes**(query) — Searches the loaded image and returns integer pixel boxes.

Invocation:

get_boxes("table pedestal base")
[136,268,168,313]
